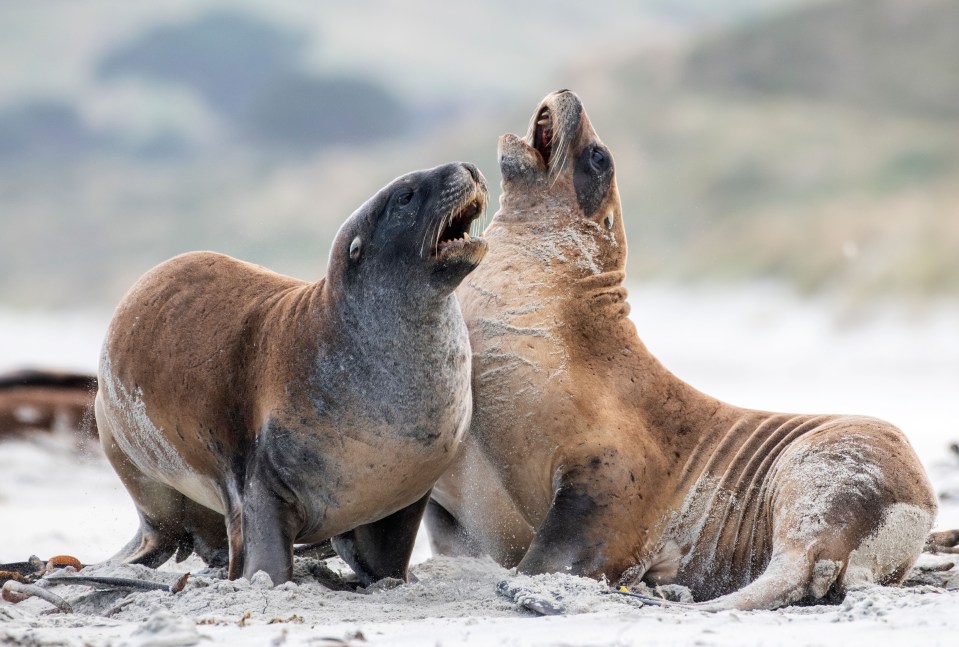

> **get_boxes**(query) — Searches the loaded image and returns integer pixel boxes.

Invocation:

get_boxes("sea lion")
[0,369,97,440]
[95,162,488,585]
[426,90,938,610]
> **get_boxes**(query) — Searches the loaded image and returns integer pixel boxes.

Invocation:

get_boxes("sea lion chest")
[457,236,597,524]
[276,301,474,538]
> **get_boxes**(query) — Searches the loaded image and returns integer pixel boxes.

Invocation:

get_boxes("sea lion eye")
[349,236,362,261]
[590,147,609,172]
[396,189,414,206]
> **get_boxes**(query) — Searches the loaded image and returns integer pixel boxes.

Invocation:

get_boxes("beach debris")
[0,554,81,585]
[1,580,73,613]
[43,571,190,594]
[293,540,336,560]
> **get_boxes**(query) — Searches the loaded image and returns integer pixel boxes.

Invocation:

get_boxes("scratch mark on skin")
[473,318,556,340]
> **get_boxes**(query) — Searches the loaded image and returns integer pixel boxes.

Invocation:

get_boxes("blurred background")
[1,0,958,559]
[1,0,957,311]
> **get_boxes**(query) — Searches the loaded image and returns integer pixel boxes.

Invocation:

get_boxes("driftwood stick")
[43,572,190,593]
[2,580,73,612]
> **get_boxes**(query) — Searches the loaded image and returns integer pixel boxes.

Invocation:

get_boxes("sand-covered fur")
[427,91,938,610]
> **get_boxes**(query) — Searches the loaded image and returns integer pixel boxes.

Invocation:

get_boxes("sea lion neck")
[552,271,729,453]
[485,210,623,279]
[315,272,461,344]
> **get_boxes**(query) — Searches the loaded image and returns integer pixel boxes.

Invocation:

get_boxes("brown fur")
[97,163,488,584]
[427,91,938,610]
[0,369,97,440]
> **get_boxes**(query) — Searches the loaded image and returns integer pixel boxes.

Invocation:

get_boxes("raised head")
[328,162,489,304]
[496,90,626,273]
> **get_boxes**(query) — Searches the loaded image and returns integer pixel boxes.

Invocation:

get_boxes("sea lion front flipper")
[331,490,432,587]
[516,476,606,578]
[240,460,303,584]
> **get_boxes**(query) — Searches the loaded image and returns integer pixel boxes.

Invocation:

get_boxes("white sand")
[2,286,958,645]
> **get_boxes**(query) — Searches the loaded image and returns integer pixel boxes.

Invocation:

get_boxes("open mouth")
[433,195,486,259]
[532,106,553,167]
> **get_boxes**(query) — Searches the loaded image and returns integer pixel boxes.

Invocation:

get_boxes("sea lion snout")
[423,162,489,278]
[498,133,544,186]
[497,90,621,235]
[498,90,586,186]
[332,162,488,295]
[495,93,581,188]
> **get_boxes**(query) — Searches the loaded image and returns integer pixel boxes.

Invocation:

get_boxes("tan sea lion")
[0,369,97,440]
[426,90,938,610]
[96,162,488,585]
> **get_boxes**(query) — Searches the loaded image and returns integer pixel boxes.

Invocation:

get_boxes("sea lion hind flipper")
[107,517,180,568]
[331,490,432,587]
[423,498,483,558]
[98,396,188,569]
[693,551,838,611]
[925,528,959,554]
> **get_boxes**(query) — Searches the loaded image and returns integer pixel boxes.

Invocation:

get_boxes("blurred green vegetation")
[0,0,956,309]
[594,0,959,303]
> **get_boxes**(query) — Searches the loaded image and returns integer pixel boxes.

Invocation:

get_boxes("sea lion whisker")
[548,128,572,187]
[430,189,486,258]
[435,206,450,254]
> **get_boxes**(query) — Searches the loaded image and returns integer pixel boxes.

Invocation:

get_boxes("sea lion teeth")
[97,162,487,586]
[428,89,938,612]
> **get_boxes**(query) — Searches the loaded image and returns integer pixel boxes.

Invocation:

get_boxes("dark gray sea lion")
[426,91,938,610]
[96,162,488,585]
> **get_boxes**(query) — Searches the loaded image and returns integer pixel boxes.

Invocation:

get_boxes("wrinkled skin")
[97,162,488,585]
[427,91,938,610]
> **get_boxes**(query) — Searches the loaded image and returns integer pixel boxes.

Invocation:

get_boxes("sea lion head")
[328,162,489,301]
[496,90,625,272]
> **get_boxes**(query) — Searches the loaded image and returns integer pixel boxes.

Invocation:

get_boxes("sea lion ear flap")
[349,236,362,261]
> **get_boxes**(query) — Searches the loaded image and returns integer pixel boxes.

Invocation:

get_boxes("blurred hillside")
[0,0,955,310]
